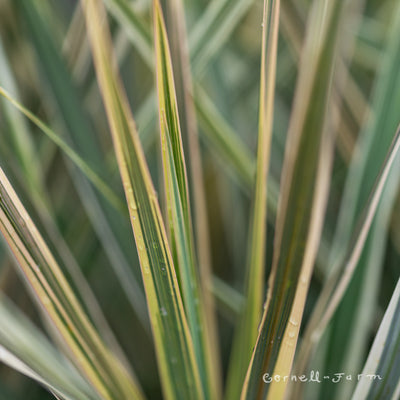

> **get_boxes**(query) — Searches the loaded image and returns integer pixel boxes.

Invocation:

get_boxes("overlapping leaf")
[225,1,279,398]
[294,122,400,390]
[166,3,220,391]
[0,43,133,371]
[0,169,144,400]
[241,1,347,398]
[82,0,204,398]
[352,277,400,400]
[296,4,400,399]
[17,1,149,328]
[0,87,123,213]
[0,294,98,400]
[154,1,220,398]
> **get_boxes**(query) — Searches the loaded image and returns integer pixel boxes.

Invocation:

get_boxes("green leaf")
[0,168,145,400]
[0,294,98,400]
[280,0,362,163]
[82,0,204,398]
[298,4,400,398]
[17,0,149,329]
[165,4,221,394]
[294,123,400,392]
[241,1,347,398]
[225,1,280,398]
[154,1,220,398]
[0,52,133,369]
[103,0,258,193]
[0,38,43,202]
[0,86,124,214]
[352,277,400,400]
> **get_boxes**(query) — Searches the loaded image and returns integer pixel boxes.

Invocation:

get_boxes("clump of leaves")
[0,0,400,399]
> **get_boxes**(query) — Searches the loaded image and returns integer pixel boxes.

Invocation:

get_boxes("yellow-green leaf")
[154,2,220,397]
[0,169,144,400]
[225,1,280,398]
[241,1,348,398]
[82,0,204,398]
[0,86,124,214]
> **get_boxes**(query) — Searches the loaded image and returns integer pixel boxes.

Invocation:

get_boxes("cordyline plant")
[0,0,399,399]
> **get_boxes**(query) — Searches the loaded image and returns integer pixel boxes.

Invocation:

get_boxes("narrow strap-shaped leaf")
[154,1,189,222]
[17,0,150,330]
[154,2,220,398]
[280,0,363,163]
[0,86,124,214]
[0,169,145,400]
[101,0,289,261]
[166,0,222,396]
[0,29,133,371]
[295,122,400,377]
[313,5,400,398]
[225,1,280,398]
[352,276,400,400]
[0,294,98,400]
[102,0,259,192]
[241,1,347,398]
[82,0,204,398]
[0,38,44,202]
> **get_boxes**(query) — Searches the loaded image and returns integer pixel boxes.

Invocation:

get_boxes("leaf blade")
[82,1,205,398]
[352,276,400,400]
[153,2,221,397]
[0,86,124,214]
[225,1,280,398]
[0,168,145,400]
[241,1,348,398]
[17,0,150,329]
[0,294,98,400]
